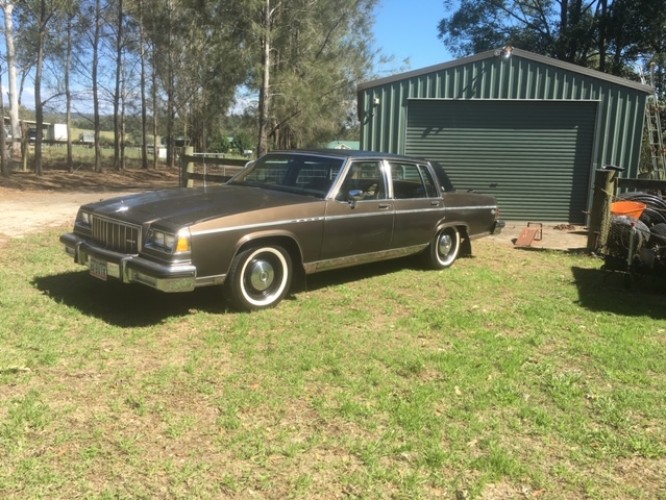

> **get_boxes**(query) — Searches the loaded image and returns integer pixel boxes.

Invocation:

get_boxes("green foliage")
[231,131,253,155]
[252,0,376,150]
[439,0,666,79]
[214,135,231,154]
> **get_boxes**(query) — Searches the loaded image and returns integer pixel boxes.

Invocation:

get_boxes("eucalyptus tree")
[89,0,103,171]
[111,0,125,169]
[15,0,71,174]
[141,0,250,163]
[438,0,666,78]
[0,1,21,158]
[134,0,148,168]
[49,0,86,172]
[0,61,7,176]
[252,0,377,154]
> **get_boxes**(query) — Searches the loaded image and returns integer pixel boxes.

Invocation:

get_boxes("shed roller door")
[406,100,597,222]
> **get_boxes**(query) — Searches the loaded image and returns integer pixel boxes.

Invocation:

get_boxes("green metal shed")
[357,48,653,222]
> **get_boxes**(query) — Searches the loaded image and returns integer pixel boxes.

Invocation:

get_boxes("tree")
[63,4,75,171]
[1,1,22,159]
[139,0,249,162]
[60,0,88,173]
[136,0,148,168]
[252,0,377,153]
[256,0,273,157]
[112,0,125,170]
[90,0,103,171]
[17,0,64,175]
[606,0,666,88]
[437,0,665,77]
[0,62,7,177]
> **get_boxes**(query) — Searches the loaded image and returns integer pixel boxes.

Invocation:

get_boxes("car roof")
[268,149,429,163]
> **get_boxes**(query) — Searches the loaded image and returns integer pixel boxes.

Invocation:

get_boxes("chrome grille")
[91,216,141,253]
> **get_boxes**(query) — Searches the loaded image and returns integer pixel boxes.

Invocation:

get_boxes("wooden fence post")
[586,167,618,253]
[180,146,194,188]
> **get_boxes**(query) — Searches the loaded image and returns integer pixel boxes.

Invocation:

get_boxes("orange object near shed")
[611,200,646,219]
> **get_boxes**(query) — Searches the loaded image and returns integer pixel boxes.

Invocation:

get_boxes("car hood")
[82,185,319,227]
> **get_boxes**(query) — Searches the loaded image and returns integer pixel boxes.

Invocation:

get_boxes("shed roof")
[358,47,653,95]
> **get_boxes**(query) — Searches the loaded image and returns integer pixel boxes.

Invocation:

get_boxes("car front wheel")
[226,245,293,311]
[423,226,460,269]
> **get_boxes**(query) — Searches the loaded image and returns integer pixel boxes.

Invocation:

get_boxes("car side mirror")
[348,189,364,208]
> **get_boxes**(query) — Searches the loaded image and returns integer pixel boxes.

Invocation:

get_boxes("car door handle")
[378,203,391,209]
[430,201,440,206]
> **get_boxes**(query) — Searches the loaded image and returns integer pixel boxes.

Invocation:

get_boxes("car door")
[319,160,394,265]
[389,161,444,249]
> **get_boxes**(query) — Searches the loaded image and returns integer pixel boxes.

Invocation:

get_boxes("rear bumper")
[492,220,506,235]
[60,233,197,293]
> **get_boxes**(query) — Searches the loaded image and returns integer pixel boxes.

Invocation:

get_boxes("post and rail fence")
[179,146,250,187]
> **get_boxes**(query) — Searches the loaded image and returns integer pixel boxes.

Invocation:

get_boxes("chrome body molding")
[191,216,325,238]
[188,205,472,238]
[445,205,498,211]
[324,206,445,222]
[303,243,428,273]
[195,274,227,287]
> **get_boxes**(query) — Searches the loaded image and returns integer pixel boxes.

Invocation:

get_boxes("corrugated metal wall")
[359,50,649,178]
[405,100,597,221]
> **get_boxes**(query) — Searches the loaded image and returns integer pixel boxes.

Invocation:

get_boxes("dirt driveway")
[0,168,180,245]
[0,168,589,250]
[0,189,136,240]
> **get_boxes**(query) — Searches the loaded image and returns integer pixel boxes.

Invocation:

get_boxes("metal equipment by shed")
[357,48,654,223]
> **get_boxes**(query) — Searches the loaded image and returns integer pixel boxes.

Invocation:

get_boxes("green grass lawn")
[1,230,665,498]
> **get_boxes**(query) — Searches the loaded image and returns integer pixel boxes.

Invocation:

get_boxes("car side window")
[335,161,386,201]
[294,161,342,196]
[390,162,438,199]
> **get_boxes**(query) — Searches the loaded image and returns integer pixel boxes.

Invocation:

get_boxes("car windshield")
[228,153,345,198]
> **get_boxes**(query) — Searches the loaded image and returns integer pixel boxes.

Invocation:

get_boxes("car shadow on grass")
[571,266,666,319]
[34,256,455,325]
[33,271,228,327]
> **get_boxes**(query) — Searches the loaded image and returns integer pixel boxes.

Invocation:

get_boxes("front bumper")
[60,233,197,293]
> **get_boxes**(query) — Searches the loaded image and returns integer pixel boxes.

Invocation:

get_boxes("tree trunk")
[166,0,175,167]
[139,0,148,169]
[257,0,273,157]
[0,62,7,177]
[113,0,124,170]
[33,0,48,176]
[598,0,608,72]
[92,0,102,172]
[65,12,73,172]
[120,57,126,170]
[152,49,158,169]
[1,3,21,160]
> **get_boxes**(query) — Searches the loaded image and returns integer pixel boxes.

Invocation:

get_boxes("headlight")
[154,231,165,247]
[147,228,191,254]
[76,210,92,227]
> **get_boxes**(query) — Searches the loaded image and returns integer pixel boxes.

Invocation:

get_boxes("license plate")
[89,258,108,281]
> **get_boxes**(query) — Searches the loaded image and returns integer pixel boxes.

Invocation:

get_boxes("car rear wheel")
[226,245,292,311]
[423,226,460,269]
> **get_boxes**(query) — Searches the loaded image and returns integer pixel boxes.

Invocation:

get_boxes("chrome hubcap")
[249,260,274,292]
[438,233,452,256]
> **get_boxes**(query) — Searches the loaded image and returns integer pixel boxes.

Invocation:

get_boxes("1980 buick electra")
[61,150,504,311]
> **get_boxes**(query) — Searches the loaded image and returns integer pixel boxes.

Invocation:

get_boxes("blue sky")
[372,0,454,76]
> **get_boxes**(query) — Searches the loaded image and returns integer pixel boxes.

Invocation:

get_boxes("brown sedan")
[61,150,504,310]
